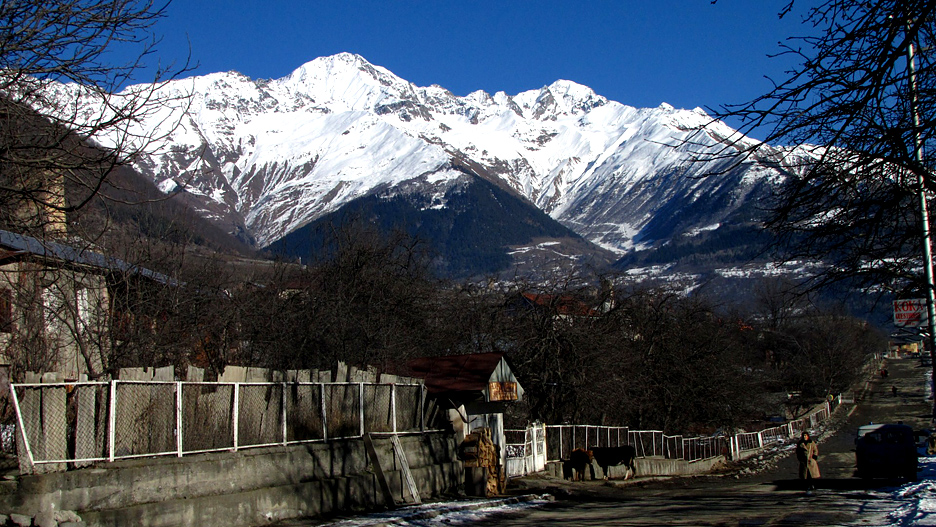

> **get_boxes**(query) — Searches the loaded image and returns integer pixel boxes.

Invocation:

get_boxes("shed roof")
[407,352,507,395]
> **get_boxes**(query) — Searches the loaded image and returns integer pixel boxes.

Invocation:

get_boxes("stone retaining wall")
[545,454,725,480]
[0,432,462,527]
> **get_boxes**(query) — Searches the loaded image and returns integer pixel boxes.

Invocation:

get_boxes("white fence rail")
[11,380,428,472]
[504,399,839,478]
[544,425,727,464]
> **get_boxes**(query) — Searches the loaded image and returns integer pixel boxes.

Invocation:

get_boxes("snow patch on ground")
[887,458,936,526]
[319,496,553,526]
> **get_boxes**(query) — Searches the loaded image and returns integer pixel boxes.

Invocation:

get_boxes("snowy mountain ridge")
[55,52,787,259]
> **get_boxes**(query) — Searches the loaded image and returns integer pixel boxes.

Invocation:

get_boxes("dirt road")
[483,356,935,526]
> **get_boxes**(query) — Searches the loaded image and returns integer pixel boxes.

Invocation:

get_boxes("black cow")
[591,446,637,480]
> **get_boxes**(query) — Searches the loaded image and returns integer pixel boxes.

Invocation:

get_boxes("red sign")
[894,299,928,328]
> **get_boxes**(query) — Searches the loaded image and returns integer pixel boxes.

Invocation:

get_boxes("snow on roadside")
[318,495,553,526]
[886,457,936,526]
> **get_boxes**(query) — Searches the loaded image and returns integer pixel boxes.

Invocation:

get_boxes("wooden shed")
[407,352,523,466]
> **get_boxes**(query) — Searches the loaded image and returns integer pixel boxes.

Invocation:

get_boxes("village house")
[0,229,174,381]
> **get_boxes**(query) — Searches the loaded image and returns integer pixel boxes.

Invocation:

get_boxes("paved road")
[483,356,935,526]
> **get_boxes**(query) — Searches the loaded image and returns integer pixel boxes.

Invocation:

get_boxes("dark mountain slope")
[267,173,613,278]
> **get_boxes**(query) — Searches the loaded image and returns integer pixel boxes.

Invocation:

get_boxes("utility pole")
[906,22,936,419]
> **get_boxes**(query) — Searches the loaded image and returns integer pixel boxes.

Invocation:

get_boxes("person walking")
[796,431,820,491]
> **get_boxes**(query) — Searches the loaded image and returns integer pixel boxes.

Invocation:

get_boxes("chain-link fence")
[542,398,838,469]
[10,380,428,473]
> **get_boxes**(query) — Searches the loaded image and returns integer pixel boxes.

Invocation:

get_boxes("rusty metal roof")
[407,352,506,395]
[520,292,599,317]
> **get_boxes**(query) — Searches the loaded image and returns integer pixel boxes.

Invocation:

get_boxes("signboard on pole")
[894,298,928,327]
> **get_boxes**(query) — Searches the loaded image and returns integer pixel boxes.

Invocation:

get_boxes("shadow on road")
[769,477,914,492]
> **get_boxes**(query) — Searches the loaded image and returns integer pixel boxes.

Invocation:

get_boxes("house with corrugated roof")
[0,229,175,380]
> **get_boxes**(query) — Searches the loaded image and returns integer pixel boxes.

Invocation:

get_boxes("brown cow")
[563,448,594,481]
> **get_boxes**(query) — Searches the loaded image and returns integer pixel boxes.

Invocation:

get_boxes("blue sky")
[130,0,809,118]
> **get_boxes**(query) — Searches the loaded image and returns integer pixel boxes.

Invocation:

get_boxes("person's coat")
[796,438,820,479]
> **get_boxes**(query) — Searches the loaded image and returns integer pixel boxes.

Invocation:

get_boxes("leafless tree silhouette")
[705,1,935,297]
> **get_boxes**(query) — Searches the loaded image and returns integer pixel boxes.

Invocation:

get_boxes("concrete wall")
[634,455,724,477]
[0,432,462,527]
[545,454,726,480]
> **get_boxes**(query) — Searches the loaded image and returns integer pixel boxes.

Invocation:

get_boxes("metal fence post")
[281,382,288,446]
[559,426,563,460]
[109,380,117,462]
[9,384,35,468]
[320,383,328,442]
[232,383,240,452]
[391,383,397,435]
[359,382,365,437]
[176,382,183,457]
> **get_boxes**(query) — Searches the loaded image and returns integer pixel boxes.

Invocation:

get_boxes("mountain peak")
[546,79,606,111]
[275,53,413,111]
[56,52,778,268]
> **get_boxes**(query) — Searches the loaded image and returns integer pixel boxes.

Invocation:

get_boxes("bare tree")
[705,1,934,293]
[0,0,190,238]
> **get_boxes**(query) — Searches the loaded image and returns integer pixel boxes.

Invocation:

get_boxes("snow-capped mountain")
[59,52,790,274]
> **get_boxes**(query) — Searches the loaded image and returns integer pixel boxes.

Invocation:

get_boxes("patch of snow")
[887,458,936,526]
[158,179,180,194]
[320,496,552,526]
[684,223,721,237]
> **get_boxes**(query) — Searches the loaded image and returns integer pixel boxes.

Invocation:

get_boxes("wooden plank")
[74,385,97,468]
[391,435,421,504]
[153,366,174,381]
[16,386,40,474]
[335,362,348,383]
[40,385,67,472]
[363,433,396,509]
[186,366,204,382]
[119,367,147,381]
[246,367,269,382]
[219,366,248,383]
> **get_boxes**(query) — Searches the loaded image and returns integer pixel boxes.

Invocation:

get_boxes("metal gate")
[504,423,547,478]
